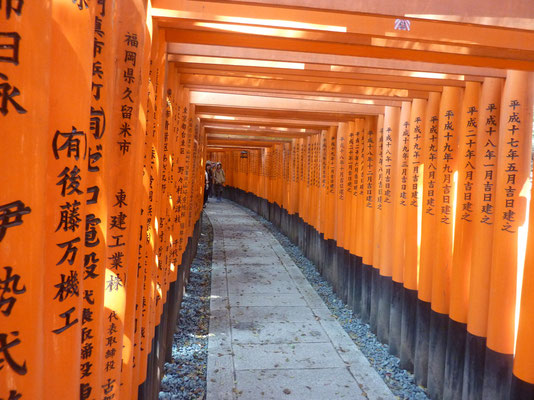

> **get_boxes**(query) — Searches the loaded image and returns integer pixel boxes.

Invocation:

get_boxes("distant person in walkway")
[204,164,210,206]
[206,161,214,198]
[213,162,226,202]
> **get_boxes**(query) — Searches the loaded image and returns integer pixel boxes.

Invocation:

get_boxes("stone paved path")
[205,200,395,400]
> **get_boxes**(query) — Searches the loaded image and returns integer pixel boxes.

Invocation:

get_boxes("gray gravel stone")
[159,213,214,400]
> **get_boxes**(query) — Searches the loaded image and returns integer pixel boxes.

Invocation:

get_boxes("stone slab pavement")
[205,200,395,400]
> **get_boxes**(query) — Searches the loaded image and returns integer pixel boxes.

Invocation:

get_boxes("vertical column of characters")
[356,117,370,322]
[377,106,400,343]
[368,114,385,328]
[443,82,480,399]
[175,88,189,260]
[305,138,312,223]
[318,132,328,235]
[463,78,502,399]
[305,136,314,225]
[122,11,152,398]
[357,119,367,257]
[314,134,322,230]
[44,1,94,398]
[283,143,291,212]
[351,119,363,259]
[0,1,51,399]
[258,149,264,200]
[295,139,302,216]
[372,115,385,270]
[325,127,337,241]
[414,92,441,387]
[269,146,275,202]
[363,117,378,328]
[184,103,195,241]
[484,71,533,399]
[400,98,426,372]
[190,108,200,235]
[274,144,280,205]
[132,47,154,393]
[138,27,166,388]
[418,93,441,305]
[335,123,347,249]
[165,67,181,292]
[344,122,355,254]
[148,54,167,367]
[428,86,463,400]
[390,102,411,357]
[392,102,411,286]
[102,2,148,398]
[80,0,117,398]
[362,117,377,267]
[293,139,301,217]
[404,100,426,298]
[155,62,174,317]
[379,107,400,276]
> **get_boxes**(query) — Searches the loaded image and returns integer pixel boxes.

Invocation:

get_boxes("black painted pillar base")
[369,266,379,333]
[511,375,534,400]
[377,275,392,344]
[428,310,449,400]
[443,319,467,400]
[462,332,486,400]
[388,281,403,358]
[400,288,417,372]
[414,299,431,387]
[360,263,372,324]
[482,347,513,400]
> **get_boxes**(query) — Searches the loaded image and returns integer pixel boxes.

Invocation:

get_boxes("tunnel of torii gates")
[4,1,534,400]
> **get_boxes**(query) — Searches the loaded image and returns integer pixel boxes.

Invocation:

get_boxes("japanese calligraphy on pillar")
[399,120,410,207]
[347,127,355,199]
[383,126,393,205]
[440,109,456,224]
[338,133,346,201]
[500,99,523,233]
[480,99,499,225]
[51,131,86,334]
[425,116,439,215]
[353,124,361,198]
[460,106,478,222]
[366,126,376,209]
[376,124,384,210]
[102,16,144,398]
[329,132,336,195]
[410,116,423,207]
[80,0,115,398]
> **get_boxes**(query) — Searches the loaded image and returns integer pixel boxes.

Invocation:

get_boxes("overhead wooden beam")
[208,133,294,142]
[167,44,507,78]
[182,74,427,100]
[190,92,386,115]
[197,114,336,129]
[174,66,446,92]
[204,127,316,138]
[164,28,534,70]
[191,88,405,106]
[203,124,320,135]
[170,58,470,87]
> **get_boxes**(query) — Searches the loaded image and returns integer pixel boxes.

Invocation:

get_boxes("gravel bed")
[240,205,430,400]
[159,213,213,400]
